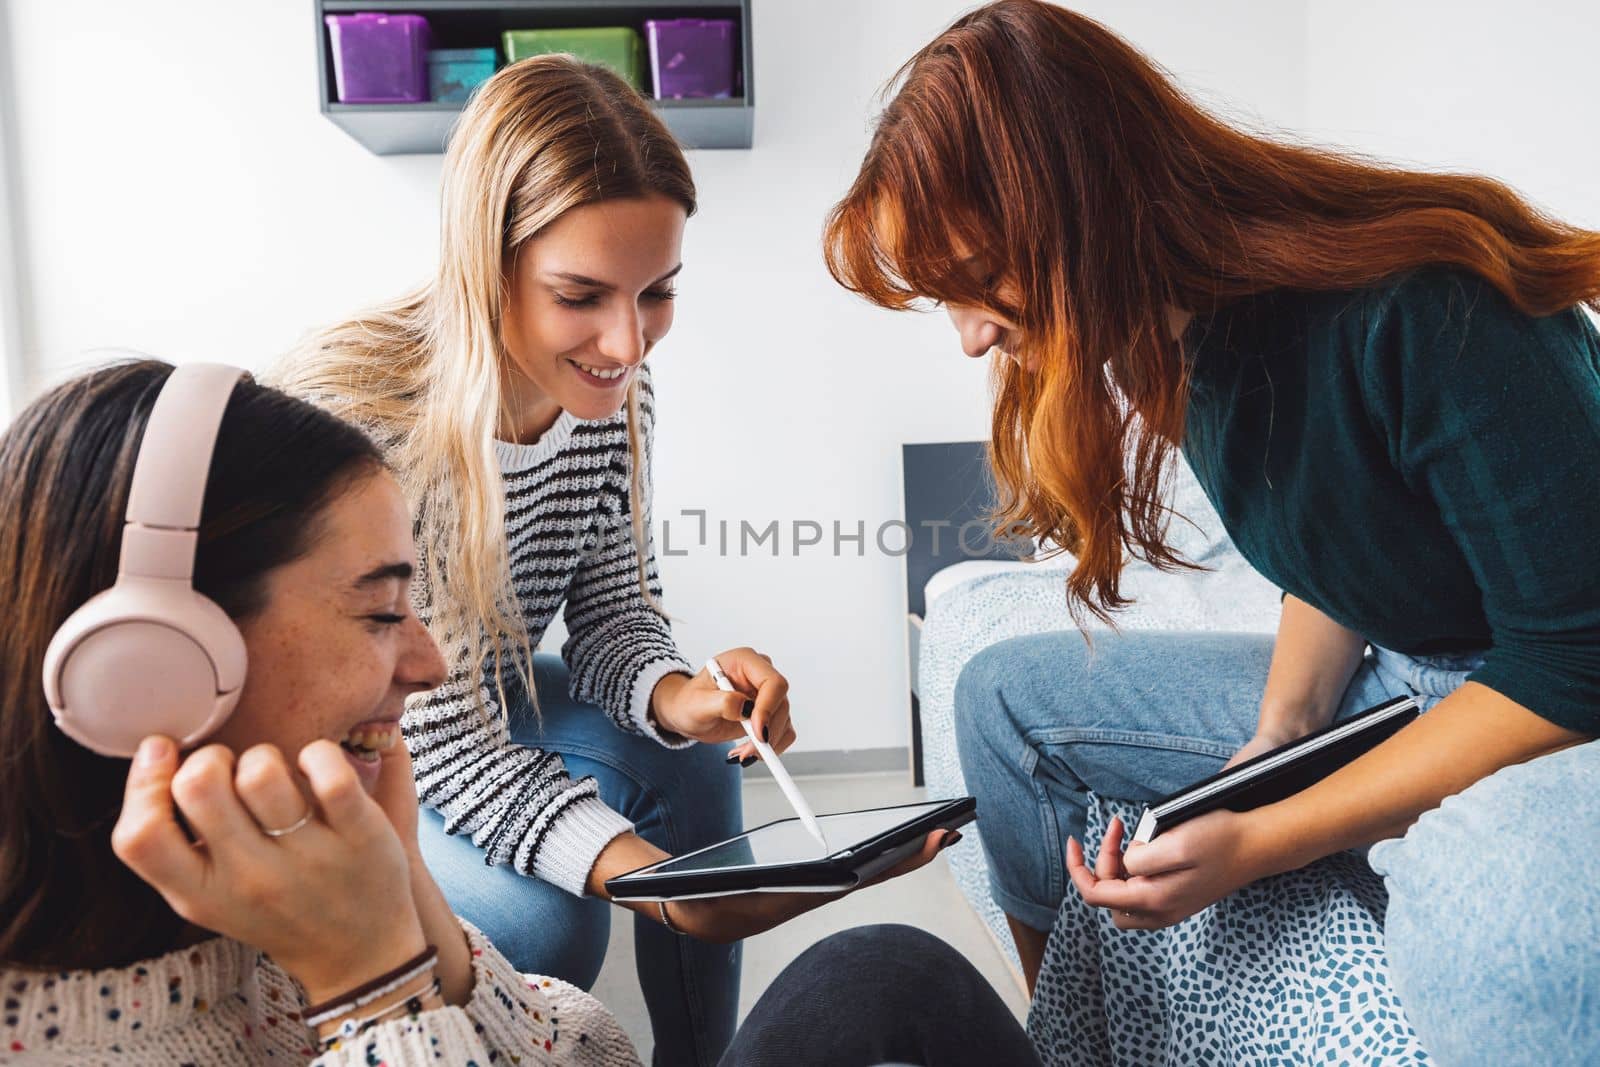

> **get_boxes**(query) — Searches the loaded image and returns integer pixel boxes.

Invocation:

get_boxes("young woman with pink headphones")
[0,358,1037,1066]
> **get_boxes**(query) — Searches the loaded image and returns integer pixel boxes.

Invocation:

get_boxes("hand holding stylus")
[649,646,796,754]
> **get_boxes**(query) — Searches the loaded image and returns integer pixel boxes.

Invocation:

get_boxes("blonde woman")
[276,60,822,1065]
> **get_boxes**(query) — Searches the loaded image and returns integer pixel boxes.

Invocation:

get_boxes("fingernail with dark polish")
[762,725,770,743]
[941,831,964,850]
[725,753,741,764]
[741,700,754,719]
[741,755,758,768]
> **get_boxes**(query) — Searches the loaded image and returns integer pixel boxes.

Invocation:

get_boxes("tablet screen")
[645,801,949,874]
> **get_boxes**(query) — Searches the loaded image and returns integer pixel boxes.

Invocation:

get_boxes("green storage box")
[502,28,646,91]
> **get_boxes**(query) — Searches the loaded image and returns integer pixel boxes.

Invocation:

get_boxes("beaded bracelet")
[303,946,439,1027]
[319,976,443,1050]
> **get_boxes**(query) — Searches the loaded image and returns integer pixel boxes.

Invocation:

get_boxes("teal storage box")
[429,47,497,103]
[502,28,646,91]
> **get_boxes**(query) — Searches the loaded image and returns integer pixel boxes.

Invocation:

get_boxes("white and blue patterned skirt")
[1026,794,1431,1066]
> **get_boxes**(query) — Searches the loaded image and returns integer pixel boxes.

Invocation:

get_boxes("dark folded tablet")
[1132,696,1419,843]
[605,797,976,900]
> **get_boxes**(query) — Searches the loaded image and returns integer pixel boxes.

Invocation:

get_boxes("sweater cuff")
[629,657,697,750]
[529,794,635,896]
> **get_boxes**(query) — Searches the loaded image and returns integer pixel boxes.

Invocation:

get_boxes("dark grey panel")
[900,441,1032,618]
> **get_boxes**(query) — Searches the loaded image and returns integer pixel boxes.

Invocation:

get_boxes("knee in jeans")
[954,643,1029,746]
[956,634,1093,721]
[954,648,1005,718]
[690,736,743,803]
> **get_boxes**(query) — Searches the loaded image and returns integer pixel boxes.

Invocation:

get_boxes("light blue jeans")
[955,630,1599,1065]
[418,654,743,1067]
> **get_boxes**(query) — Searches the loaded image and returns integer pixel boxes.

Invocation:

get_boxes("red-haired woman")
[826,2,1599,1062]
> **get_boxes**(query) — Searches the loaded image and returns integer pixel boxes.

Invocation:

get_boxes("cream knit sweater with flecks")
[0,919,640,1066]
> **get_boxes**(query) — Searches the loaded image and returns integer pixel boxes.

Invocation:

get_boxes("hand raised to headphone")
[363,728,478,1007]
[112,735,429,1006]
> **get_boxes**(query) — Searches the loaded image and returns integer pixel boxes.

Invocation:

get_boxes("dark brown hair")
[824,0,1600,622]
[0,360,384,970]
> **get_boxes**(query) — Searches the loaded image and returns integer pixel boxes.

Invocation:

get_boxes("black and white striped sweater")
[401,367,693,895]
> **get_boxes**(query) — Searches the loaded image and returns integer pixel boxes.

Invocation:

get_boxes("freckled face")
[206,470,446,794]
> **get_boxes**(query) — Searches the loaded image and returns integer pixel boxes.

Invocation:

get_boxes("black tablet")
[604,797,977,901]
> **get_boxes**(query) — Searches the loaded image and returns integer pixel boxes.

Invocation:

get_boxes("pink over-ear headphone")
[43,362,250,758]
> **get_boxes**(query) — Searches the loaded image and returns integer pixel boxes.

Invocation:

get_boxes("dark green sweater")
[1181,268,1600,734]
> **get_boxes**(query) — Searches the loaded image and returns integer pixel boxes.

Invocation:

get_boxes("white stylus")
[706,657,828,852]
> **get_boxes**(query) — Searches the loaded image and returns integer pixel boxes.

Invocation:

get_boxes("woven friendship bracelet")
[303,946,438,1027]
[320,976,443,1050]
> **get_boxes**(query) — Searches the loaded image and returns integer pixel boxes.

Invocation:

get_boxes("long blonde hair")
[274,57,696,698]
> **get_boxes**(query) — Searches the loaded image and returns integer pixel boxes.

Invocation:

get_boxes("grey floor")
[591,771,1029,1061]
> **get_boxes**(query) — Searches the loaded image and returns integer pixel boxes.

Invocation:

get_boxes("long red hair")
[824,0,1600,623]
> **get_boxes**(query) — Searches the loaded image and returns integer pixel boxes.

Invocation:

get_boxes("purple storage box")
[645,18,738,100]
[325,12,431,103]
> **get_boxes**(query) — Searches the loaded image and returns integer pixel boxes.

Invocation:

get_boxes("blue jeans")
[955,630,1599,1064]
[418,654,743,1067]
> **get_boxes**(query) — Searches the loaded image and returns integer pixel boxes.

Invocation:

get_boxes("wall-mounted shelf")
[314,0,754,155]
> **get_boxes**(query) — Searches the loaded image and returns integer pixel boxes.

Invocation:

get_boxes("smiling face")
[207,469,446,795]
[498,195,688,438]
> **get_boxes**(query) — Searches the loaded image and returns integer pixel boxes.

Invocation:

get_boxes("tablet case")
[1132,696,1419,843]
[605,797,977,900]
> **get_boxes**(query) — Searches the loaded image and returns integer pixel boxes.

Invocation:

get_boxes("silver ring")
[261,810,312,838]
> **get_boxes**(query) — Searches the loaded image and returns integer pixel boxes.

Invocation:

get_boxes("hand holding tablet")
[596,660,975,941]
[606,798,976,901]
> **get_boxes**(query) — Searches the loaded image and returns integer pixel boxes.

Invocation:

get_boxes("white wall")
[0,2,27,417]
[1304,0,1600,230]
[6,2,443,380]
[7,1,1303,754]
